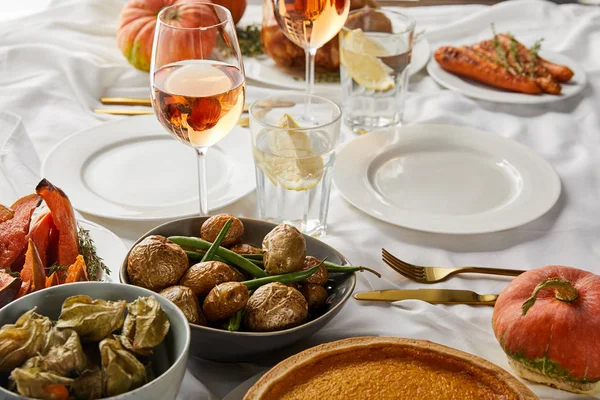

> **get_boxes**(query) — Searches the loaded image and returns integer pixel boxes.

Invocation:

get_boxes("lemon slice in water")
[340,29,395,91]
[259,114,324,191]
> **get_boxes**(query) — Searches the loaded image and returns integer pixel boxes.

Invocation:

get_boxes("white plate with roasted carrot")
[0,179,126,308]
[427,31,586,104]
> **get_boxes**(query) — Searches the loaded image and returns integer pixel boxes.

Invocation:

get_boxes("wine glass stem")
[305,47,317,95]
[195,147,209,216]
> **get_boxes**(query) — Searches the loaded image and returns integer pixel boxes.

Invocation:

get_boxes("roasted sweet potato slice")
[28,212,55,269]
[63,255,88,284]
[20,239,46,293]
[45,271,60,288]
[0,194,42,270]
[15,280,30,299]
[36,179,79,267]
[0,271,21,307]
[0,205,13,224]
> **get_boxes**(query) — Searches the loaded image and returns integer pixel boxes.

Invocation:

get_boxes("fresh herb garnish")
[1,268,21,278]
[491,24,516,76]
[237,24,263,58]
[48,264,68,275]
[78,225,109,281]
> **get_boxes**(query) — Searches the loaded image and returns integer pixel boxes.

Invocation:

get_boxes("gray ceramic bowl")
[0,282,190,400]
[120,217,356,362]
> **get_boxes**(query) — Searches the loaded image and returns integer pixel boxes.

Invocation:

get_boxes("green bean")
[201,219,232,262]
[241,263,322,290]
[248,259,264,267]
[324,261,381,278]
[227,309,243,331]
[241,254,263,260]
[169,236,268,278]
[185,250,234,267]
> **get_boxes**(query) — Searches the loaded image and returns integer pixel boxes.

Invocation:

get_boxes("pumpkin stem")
[521,278,578,316]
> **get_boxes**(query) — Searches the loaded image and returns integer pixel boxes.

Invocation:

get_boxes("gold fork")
[381,248,526,284]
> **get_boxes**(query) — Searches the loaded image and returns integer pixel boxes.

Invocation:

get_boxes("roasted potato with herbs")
[299,284,328,310]
[179,261,239,297]
[229,243,263,255]
[201,214,244,247]
[159,286,206,326]
[244,283,308,332]
[203,282,249,322]
[263,224,306,275]
[302,256,328,286]
[127,235,188,292]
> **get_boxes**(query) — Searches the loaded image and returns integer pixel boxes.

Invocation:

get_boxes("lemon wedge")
[340,29,395,91]
[257,114,324,191]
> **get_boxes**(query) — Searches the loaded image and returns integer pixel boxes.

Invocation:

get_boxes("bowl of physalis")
[0,282,190,400]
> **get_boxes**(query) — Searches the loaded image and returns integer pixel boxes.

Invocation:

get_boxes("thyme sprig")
[237,24,263,58]
[488,24,543,78]
[1,268,20,278]
[78,225,109,281]
[48,264,68,276]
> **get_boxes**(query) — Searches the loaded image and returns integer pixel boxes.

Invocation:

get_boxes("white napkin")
[0,111,41,204]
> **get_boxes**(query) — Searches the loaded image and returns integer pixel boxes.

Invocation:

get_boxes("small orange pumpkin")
[117,0,219,72]
[210,0,247,25]
[492,265,600,394]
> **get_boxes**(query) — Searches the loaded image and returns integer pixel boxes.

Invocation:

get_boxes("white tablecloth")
[1,0,599,399]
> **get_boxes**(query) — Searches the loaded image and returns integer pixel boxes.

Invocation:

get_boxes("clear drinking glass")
[271,0,350,95]
[249,94,341,236]
[150,3,245,215]
[340,8,415,133]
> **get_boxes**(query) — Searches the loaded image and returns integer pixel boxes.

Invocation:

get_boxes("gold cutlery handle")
[100,97,152,106]
[458,267,526,277]
[94,109,154,116]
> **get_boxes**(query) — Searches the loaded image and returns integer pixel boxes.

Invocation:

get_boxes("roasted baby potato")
[299,284,328,310]
[244,283,308,332]
[179,261,238,297]
[127,235,188,292]
[262,224,306,275]
[229,243,263,255]
[301,256,328,286]
[201,214,244,247]
[159,285,206,326]
[202,282,249,322]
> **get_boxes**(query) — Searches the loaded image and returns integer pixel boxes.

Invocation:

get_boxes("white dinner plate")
[42,116,255,221]
[427,50,586,104]
[77,219,126,282]
[222,374,262,400]
[333,124,561,234]
[245,38,430,91]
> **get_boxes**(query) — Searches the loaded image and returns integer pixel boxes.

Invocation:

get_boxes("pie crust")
[244,336,538,400]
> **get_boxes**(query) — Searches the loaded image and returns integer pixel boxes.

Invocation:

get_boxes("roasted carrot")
[434,46,542,95]
[20,239,46,293]
[28,212,55,269]
[0,194,41,270]
[45,271,60,288]
[36,179,79,266]
[63,255,89,284]
[0,205,13,223]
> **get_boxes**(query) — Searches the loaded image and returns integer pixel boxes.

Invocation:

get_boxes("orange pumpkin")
[117,0,220,72]
[210,0,247,24]
[492,265,600,395]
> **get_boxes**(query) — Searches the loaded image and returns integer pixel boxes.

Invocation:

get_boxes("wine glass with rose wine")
[271,0,350,95]
[151,3,245,215]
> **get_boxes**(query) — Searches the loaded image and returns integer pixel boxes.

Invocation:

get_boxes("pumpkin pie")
[244,337,538,400]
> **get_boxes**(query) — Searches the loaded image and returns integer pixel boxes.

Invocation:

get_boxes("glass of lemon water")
[340,8,415,134]
[249,94,341,236]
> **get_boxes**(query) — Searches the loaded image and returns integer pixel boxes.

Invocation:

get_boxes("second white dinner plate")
[245,38,430,91]
[334,124,561,234]
[77,219,127,282]
[42,116,255,221]
[427,50,586,104]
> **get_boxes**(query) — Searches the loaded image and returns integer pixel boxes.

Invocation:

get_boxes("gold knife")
[354,289,498,306]
[93,109,250,127]
[100,97,152,106]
